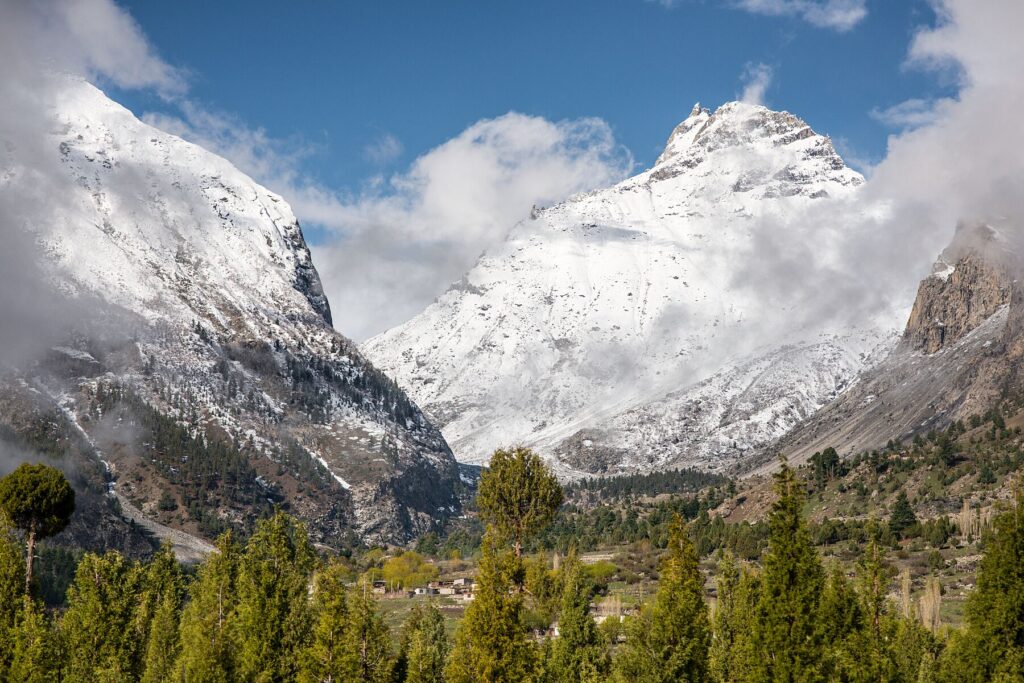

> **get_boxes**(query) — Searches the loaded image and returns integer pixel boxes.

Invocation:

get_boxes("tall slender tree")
[446,535,538,683]
[177,532,240,682]
[746,460,826,682]
[233,511,316,682]
[0,522,25,677]
[938,495,1024,680]
[59,551,144,682]
[137,545,185,683]
[299,559,352,683]
[8,598,56,683]
[399,602,449,683]
[339,585,394,683]
[549,550,609,683]
[614,516,710,683]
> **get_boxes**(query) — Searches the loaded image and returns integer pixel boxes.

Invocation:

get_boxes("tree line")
[0,448,1023,681]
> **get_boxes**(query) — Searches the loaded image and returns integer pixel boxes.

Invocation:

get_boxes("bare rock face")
[903,226,1014,354]
[760,223,1022,470]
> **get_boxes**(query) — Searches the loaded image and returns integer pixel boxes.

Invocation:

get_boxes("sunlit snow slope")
[365,102,896,474]
[1,78,460,543]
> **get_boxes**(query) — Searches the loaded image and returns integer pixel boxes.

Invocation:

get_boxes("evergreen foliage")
[614,516,710,683]
[446,535,538,683]
[399,603,450,683]
[744,460,826,681]
[232,511,316,682]
[0,462,75,595]
[477,447,563,557]
[549,550,609,683]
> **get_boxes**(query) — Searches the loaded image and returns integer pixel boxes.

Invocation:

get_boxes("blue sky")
[115,0,946,187]
[85,0,976,340]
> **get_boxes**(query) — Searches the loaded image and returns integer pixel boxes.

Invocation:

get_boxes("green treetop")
[477,447,563,558]
[614,515,710,683]
[0,463,75,596]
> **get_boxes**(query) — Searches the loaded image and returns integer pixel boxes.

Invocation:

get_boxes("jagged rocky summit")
[364,101,896,476]
[773,222,1024,466]
[0,78,461,550]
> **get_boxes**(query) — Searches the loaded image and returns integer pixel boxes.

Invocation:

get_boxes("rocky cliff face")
[364,100,892,475]
[903,226,1013,354]
[0,78,461,550]
[766,223,1022,468]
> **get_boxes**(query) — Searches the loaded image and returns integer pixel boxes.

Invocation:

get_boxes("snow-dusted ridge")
[1,78,460,543]
[364,101,896,474]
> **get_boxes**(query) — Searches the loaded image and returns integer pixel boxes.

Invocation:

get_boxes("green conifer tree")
[339,585,394,683]
[937,495,1024,680]
[711,551,744,682]
[9,598,56,683]
[0,523,25,677]
[298,559,352,683]
[233,511,316,682]
[889,491,918,539]
[549,550,609,683]
[446,535,538,683]
[60,551,144,683]
[0,463,74,596]
[746,460,826,682]
[402,602,449,683]
[137,544,185,683]
[477,447,563,558]
[177,532,240,682]
[613,516,710,683]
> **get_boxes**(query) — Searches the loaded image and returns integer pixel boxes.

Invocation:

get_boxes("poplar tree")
[299,559,352,683]
[233,511,316,682]
[938,496,1024,680]
[549,550,609,683]
[614,516,710,683]
[446,535,538,683]
[177,532,240,682]
[747,460,825,682]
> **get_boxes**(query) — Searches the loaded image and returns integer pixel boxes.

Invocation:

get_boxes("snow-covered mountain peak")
[1,77,461,542]
[364,99,891,474]
[648,100,861,200]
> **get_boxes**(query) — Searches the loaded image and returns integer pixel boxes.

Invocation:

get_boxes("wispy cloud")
[0,0,185,368]
[152,105,634,340]
[739,62,774,105]
[734,0,867,31]
[363,133,404,166]
[869,97,951,129]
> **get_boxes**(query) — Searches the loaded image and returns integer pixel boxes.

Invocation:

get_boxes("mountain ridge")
[363,100,893,476]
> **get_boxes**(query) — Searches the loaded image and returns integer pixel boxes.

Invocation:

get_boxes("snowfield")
[364,102,898,474]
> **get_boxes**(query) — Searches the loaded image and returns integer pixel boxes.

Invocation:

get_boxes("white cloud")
[313,114,635,340]
[153,105,633,340]
[740,63,774,105]
[728,0,1024,336]
[0,0,184,368]
[869,98,951,129]
[735,0,867,31]
[363,134,403,165]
